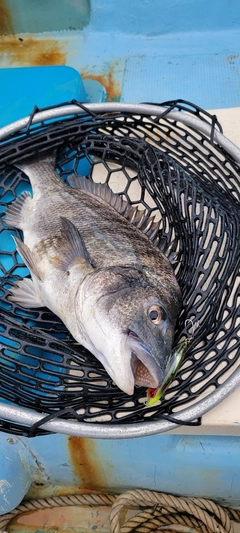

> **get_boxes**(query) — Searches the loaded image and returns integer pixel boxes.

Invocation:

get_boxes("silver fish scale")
[0,99,238,437]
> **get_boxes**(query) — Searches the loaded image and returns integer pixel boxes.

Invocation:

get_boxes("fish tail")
[14,148,57,174]
[13,149,60,191]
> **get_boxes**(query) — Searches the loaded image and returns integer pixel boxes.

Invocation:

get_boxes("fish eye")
[148,305,165,324]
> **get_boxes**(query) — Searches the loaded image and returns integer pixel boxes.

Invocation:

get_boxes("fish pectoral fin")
[59,217,94,272]
[5,191,32,228]
[13,236,42,281]
[8,278,44,308]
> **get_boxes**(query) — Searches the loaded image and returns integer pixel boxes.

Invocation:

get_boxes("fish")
[145,338,191,406]
[5,152,182,396]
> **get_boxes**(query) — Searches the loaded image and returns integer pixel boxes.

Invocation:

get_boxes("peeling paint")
[18,437,45,473]
[0,479,11,492]
[11,503,115,532]
[0,35,67,67]
[0,0,90,34]
[27,483,100,500]
[0,479,11,508]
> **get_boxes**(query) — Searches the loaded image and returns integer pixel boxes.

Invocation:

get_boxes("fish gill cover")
[0,100,238,437]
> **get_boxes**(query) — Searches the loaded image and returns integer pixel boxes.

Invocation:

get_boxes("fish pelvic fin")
[8,277,44,308]
[56,217,94,273]
[5,192,32,229]
[13,236,42,281]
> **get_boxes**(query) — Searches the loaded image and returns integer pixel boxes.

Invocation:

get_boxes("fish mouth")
[127,331,163,388]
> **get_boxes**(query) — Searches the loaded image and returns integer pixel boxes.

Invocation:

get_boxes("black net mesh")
[0,100,239,437]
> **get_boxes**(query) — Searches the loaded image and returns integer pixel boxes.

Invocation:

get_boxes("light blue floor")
[121,53,240,108]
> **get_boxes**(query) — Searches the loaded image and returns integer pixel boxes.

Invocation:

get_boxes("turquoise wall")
[2,0,240,36]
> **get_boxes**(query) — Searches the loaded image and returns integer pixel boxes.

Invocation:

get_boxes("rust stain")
[0,0,13,35]
[68,436,108,490]
[27,482,100,500]
[0,36,66,66]
[81,65,121,101]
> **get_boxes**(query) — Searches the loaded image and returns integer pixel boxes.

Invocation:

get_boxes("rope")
[0,489,239,533]
[110,490,240,533]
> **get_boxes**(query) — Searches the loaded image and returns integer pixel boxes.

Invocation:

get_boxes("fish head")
[75,265,181,396]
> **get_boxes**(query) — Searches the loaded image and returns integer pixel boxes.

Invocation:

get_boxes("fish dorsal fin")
[68,175,161,244]
[68,175,129,215]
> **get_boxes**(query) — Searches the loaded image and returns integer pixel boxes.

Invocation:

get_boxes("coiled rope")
[0,489,240,533]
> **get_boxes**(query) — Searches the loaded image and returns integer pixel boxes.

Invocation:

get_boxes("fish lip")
[127,330,163,388]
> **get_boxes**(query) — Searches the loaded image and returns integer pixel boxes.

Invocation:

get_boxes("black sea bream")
[5,153,181,395]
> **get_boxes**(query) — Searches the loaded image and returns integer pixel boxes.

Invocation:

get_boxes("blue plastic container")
[0,65,87,128]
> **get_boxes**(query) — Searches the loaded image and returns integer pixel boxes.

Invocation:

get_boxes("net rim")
[0,102,240,164]
[0,367,239,438]
[0,101,239,437]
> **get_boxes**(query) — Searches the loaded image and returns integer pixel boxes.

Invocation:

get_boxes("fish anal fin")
[8,278,44,308]
[13,236,42,281]
[5,192,32,228]
[59,217,94,273]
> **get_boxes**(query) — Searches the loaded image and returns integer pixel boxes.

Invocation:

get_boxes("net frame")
[0,100,239,438]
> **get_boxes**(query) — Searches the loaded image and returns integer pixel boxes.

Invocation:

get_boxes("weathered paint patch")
[0,36,67,66]
[0,479,11,507]
[10,504,115,533]
[0,0,13,35]
[0,0,90,34]
[68,437,109,490]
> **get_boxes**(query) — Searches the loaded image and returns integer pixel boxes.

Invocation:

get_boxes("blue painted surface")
[0,436,33,514]
[121,53,240,109]
[1,432,240,512]
[77,30,240,108]
[94,434,240,506]
[88,0,240,35]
